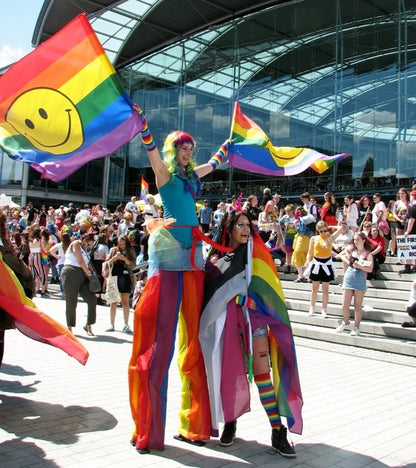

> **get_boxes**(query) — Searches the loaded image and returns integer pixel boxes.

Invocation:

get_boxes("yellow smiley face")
[266,141,306,167]
[5,87,84,155]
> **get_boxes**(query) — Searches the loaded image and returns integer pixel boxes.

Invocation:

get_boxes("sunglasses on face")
[319,229,328,233]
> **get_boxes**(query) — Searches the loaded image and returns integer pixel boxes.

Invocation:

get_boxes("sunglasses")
[319,229,328,233]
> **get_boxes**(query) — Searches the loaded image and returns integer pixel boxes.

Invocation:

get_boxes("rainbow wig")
[162,131,197,180]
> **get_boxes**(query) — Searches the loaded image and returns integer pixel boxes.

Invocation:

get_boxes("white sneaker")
[308,307,315,316]
[350,327,360,336]
[335,321,347,333]
[321,309,328,318]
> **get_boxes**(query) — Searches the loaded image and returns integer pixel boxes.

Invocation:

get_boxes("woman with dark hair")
[61,233,97,335]
[357,195,373,229]
[320,192,339,226]
[104,235,136,333]
[343,195,359,231]
[128,104,230,452]
[28,227,48,296]
[199,210,303,457]
[335,232,374,336]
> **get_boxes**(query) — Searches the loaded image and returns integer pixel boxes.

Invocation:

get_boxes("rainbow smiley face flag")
[0,13,143,182]
[228,102,349,176]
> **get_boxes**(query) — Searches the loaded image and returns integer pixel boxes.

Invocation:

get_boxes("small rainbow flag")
[0,13,142,182]
[227,102,349,176]
[140,176,149,203]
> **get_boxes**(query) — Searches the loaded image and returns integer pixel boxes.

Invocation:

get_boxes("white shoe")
[321,309,328,318]
[350,327,360,336]
[335,321,347,333]
[308,307,315,316]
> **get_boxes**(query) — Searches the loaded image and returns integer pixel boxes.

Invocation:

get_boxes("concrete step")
[291,321,416,357]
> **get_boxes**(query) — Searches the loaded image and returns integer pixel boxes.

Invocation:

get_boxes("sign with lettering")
[396,235,416,259]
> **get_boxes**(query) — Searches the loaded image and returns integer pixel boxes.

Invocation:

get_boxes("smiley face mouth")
[27,108,72,148]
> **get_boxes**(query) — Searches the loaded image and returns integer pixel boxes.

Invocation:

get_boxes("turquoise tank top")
[159,176,199,246]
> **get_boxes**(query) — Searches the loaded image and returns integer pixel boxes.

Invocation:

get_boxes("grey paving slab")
[0,292,415,467]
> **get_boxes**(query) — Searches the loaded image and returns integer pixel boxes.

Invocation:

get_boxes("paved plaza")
[0,290,415,468]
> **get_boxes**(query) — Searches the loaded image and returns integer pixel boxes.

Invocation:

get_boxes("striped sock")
[140,124,156,151]
[208,139,230,169]
[255,372,282,429]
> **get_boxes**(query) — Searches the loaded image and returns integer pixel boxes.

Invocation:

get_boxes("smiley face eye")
[25,119,35,129]
[39,108,48,119]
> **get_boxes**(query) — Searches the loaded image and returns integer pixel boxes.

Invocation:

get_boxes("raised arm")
[133,104,169,188]
[195,139,231,179]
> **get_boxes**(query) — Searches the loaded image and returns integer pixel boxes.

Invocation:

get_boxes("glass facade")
[122,0,416,201]
[2,0,416,206]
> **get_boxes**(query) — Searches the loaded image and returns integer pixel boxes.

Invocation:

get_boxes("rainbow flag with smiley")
[0,13,142,182]
[227,102,349,176]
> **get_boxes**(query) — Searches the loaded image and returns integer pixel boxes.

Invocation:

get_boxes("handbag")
[88,272,101,293]
[105,269,120,304]
[378,219,390,235]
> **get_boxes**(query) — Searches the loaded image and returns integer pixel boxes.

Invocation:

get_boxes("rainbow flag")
[228,102,349,176]
[0,13,142,182]
[140,176,149,203]
[0,252,88,365]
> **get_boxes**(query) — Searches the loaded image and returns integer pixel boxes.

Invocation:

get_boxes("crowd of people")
[1,169,415,454]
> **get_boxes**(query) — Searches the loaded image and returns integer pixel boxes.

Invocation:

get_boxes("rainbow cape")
[228,102,349,176]
[0,13,142,182]
[0,252,89,365]
[140,176,149,203]
[200,234,303,435]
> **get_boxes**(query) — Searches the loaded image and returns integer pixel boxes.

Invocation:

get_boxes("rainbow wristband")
[209,141,228,169]
[235,295,255,309]
[140,124,156,151]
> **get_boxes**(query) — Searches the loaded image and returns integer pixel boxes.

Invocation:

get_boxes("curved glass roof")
[33,0,416,141]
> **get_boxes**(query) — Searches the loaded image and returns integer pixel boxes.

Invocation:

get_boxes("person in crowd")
[38,204,47,227]
[372,193,387,227]
[199,210,302,457]
[402,279,416,327]
[368,225,386,279]
[118,212,135,237]
[242,194,261,222]
[393,188,410,237]
[213,201,227,228]
[398,190,416,274]
[17,232,30,265]
[305,221,342,317]
[28,227,48,296]
[198,199,213,233]
[279,204,297,273]
[300,192,318,219]
[335,232,374,336]
[91,230,109,305]
[142,194,160,220]
[272,193,285,219]
[343,195,359,231]
[292,206,315,283]
[125,196,140,223]
[320,192,339,226]
[332,220,354,258]
[361,220,372,237]
[61,233,97,335]
[357,195,373,229]
[104,235,136,333]
[258,200,278,243]
[26,202,38,226]
[260,187,272,209]
[49,232,71,297]
[386,200,396,256]
[128,103,230,452]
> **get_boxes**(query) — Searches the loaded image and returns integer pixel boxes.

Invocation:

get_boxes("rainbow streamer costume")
[128,175,211,451]
[199,233,303,435]
[0,252,88,365]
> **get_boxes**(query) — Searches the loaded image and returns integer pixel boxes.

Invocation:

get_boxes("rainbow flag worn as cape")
[140,176,149,203]
[0,252,89,365]
[0,13,143,182]
[228,102,349,176]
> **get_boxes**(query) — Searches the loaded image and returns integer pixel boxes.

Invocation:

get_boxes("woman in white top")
[49,232,71,295]
[343,195,359,231]
[61,233,96,335]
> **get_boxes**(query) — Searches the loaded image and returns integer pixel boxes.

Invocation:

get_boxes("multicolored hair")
[162,131,197,180]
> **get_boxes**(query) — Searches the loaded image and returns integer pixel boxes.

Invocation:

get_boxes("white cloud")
[0,45,26,68]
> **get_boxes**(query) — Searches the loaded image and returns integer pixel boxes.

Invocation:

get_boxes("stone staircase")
[276,257,416,357]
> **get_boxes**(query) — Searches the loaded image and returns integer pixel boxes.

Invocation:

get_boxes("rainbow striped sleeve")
[0,13,143,182]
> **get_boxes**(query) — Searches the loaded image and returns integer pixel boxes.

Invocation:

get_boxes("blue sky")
[0,0,44,67]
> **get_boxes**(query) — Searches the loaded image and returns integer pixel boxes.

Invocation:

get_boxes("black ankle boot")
[220,420,237,446]
[271,426,296,458]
